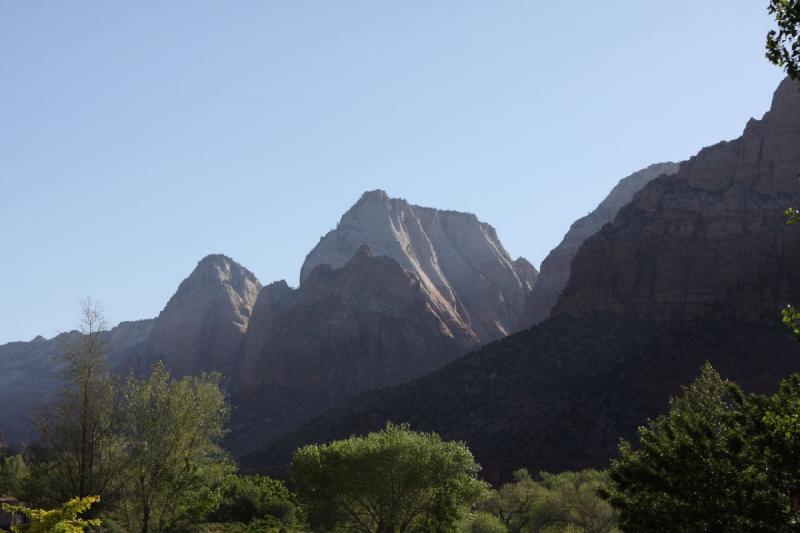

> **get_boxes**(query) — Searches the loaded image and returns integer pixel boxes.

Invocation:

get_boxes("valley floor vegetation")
[4,304,800,532]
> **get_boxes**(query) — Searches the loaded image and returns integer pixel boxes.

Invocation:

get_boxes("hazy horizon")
[0,1,787,343]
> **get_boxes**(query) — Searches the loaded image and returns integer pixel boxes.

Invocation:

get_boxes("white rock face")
[300,190,535,341]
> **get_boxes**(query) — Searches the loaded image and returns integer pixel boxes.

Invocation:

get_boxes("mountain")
[140,254,262,378]
[300,190,535,342]
[246,78,800,481]
[522,161,680,328]
[228,245,482,454]
[0,319,154,443]
[556,79,800,321]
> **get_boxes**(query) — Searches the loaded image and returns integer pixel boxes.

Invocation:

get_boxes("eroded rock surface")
[301,191,535,341]
[522,161,679,328]
[142,254,261,378]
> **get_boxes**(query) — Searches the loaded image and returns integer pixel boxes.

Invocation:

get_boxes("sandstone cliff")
[142,254,261,378]
[554,78,800,321]
[300,190,535,341]
[247,78,800,481]
[522,162,680,328]
[230,245,481,453]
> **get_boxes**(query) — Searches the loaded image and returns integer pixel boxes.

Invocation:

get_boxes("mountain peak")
[358,189,390,204]
[143,254,262,377]
[300,191,534,341]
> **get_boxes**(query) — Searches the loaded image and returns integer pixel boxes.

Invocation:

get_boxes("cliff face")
[554,78,800,321]
[143,254,261,378]
[245,78,800,480]
[300,191,535,341]
[522,162,680,328]
[229,245,481,453]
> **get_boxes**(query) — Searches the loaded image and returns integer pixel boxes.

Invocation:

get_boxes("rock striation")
[300,190,535,342]
[229,245,481,453]
[522,162,680,328]
[141,254,261,378]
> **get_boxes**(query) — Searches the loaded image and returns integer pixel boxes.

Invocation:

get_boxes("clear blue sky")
[0,1,786,343]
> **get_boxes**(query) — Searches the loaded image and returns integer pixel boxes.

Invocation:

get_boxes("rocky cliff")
[554,78,800,321]
[229,245,481,453]
[246,78,800,480]
[300,190,535,341]
[522,161,680,328]
[142,254,262,378]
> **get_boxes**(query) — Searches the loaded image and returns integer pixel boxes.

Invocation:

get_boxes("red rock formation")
[229,246,481,451]
[143,254,261,378]
[521,162,679,328]
[554,78,800,321]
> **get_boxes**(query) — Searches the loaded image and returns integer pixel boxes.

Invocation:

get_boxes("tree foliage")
[291,422,489,533]
[606,363,800,532]
[481,468,617,533]
[36,299,123,507]
[1,496,101,533]
[207,474,303,528]
[767,0,800,80]
[0,454,30,498]
[114,362,233,533]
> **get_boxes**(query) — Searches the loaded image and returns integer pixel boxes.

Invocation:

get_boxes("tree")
[36,299,123,507]
[1,496,101,532]
[483,469,617,533]
[767,0,800,80]
[207,473,303,528]
[605,363,795,532]
[115,362,233,533]
[290,422,489,533]
[0,453,30,498]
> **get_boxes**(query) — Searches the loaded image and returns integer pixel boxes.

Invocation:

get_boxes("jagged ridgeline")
[245,78,800,481]
[0,191,537,450]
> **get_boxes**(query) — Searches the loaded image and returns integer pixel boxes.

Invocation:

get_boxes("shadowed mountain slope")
[245,78,800,481]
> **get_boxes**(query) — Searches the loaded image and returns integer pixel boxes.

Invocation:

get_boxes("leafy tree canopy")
[291,422,489,533]
[767,0,800,80]
[606,363,800,532]
[482,468,617,533]
[2,496,101,533]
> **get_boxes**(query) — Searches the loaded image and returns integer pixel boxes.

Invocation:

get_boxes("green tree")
[605,363,794,532]
[767,0,800,80]
[483,469,617,533]
[291,422,489,533]
[35,299,123,507]
[208,473,303,528]
[0,454,30,498]
[115,362,233,533]
[459,511,508,533]
[1,495,101,532]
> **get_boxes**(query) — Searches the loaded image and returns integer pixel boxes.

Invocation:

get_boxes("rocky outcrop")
[554,78,800,321]
[521,162,680,328]
[243,78,800,481]
[237,280,295,382]
[142,254,261,378]
[300,191,535,341]
[0,319,154,443]
[229,245,481,453]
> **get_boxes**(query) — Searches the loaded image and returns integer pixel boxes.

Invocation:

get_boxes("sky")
[0,1,788,344]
